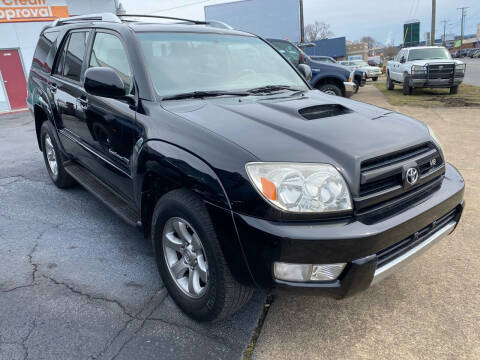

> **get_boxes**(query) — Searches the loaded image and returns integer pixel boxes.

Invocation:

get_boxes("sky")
[120,0,480,45]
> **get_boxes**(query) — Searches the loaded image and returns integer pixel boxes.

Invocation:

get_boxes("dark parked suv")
[28,13,465,321]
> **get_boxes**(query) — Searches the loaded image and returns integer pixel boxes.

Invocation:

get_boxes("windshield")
[136,32,307,98]
[408,48,451,61]
[353,61,369,66]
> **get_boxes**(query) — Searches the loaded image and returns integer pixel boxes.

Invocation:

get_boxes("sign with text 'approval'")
[0,0,68,23]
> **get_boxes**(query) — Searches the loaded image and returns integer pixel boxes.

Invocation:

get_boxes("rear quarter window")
[32,31,59,73]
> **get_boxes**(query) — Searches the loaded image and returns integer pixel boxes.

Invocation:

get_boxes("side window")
[32,31,59,73]
[89,32,132,92]
[62,31,89,82]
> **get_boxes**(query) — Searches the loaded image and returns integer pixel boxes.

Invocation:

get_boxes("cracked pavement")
[0,112,266,360]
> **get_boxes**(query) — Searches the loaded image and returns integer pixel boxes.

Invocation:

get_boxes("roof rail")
[52,13,121,27]
[118,14,207,25]
[206,20,233,30]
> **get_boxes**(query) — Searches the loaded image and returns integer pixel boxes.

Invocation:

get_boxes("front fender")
[134,140,257,287]
[310,72,347,89]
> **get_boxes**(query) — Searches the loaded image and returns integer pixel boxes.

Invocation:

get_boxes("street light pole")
[431,0,436,46]
[457,7,468,46]
[299,0,305,43]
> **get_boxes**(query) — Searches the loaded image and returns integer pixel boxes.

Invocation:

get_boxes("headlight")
[455,63,466,75]
[427,124,442,148]
[245,162,352,213]
[412,65,426,74]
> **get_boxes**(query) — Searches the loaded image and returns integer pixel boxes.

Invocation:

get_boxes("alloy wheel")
[44,134,58,177]
[162,217,209,298]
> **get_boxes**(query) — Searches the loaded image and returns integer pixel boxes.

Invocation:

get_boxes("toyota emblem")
[406,167,419,185]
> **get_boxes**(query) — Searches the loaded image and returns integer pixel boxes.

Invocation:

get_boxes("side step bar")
[64,163,140,227]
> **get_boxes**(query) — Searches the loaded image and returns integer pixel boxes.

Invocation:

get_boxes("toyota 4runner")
[28,14,465,321]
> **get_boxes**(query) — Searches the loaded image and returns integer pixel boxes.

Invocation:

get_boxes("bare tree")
[304,21,334,42]
[383,46,400,59]
[360,36,378,49]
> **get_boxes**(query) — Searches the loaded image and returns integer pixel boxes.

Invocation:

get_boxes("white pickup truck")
[386,46,465,95]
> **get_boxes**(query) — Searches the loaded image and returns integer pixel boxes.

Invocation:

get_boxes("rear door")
[52,30,92,157]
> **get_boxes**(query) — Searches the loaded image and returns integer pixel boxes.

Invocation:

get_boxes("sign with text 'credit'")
[0,0,68,23]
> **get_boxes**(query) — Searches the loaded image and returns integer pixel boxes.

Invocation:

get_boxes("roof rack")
[52,13,121,27]
[118,14,207,25]
[50,13,233,30]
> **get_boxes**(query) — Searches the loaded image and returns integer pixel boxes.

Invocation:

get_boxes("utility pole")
[431,0,436,46]
[457,7,468,46]
[299,0,305,43]
[441,20,448,45]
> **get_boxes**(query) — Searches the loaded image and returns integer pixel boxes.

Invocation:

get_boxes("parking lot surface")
[254,84,480,360]
[463,58,480,87]
[0,112,265,360]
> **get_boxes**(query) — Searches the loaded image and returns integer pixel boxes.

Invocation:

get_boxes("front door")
[0,49,27,110]
[83,30,140,200]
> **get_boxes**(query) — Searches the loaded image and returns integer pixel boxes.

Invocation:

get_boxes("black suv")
[28,13,465,321]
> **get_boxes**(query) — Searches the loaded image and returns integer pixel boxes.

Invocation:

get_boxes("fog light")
[274,262,346,282]
[311,264,346,281]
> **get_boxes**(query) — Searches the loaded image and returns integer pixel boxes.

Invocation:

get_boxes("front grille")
[427,64,455,79]
[357,143,444,211]
[376,207,458,269]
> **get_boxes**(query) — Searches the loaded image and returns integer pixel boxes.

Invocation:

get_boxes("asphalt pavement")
[463,58,480,86]
[0,111,266,360]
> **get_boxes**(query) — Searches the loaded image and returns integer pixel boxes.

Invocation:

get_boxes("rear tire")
[449,85,459,94]
[318,83,342,96]
[402,76,413,95]
[372,76,378,81]
[386,73,394,90]
[40,122,75,188]
[151,189,253,322]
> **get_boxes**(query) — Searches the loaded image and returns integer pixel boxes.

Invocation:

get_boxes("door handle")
[77,97,88,108]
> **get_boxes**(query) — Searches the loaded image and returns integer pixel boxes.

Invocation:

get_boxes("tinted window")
[63,31,89,82]
[268,40,301,65]
[32,31,58,73]
[89,33,132,92]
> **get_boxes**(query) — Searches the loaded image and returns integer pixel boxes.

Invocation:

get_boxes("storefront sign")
[0,0,68,23]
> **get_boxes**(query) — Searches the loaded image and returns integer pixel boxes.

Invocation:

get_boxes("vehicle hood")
[408,59,464,66]
[161,91,432,187]
[308,59,351,76]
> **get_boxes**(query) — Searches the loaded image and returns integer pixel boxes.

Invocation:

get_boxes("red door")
[0,49,27,110]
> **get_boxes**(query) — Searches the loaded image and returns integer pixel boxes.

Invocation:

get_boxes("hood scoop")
[298,104,352,120]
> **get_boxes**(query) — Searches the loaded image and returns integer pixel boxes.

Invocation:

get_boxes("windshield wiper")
[247,85,300,94]
[162,90,250,101]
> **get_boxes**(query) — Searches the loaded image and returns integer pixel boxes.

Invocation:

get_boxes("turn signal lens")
[261,177,277,200]
[273,262,347,282]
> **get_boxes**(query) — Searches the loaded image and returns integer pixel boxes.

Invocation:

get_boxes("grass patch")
[373,82,480,107]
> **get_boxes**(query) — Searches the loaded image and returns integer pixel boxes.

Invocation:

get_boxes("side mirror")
[400,56,406,63]
[297,64,312,82]
[84,67,126,98]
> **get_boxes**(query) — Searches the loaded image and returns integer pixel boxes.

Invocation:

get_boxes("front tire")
[402,75,413,95]
[40,122,75,188]
[386,73,394,90]
[318,83,342,96]
[450,85,459,94]
[151,189,253,321]
[372,76,378,81]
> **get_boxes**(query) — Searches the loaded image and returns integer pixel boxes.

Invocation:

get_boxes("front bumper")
[366,71,382,78]
[343,81,356,98]
[233,164,465,298]
[411,76,464,88]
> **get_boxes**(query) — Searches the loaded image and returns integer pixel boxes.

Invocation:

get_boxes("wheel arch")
[135,140,257,287]
[311,75,345,93]
[32,88,55,151]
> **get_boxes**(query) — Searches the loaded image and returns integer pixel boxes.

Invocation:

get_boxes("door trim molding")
[59,128,132,179]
